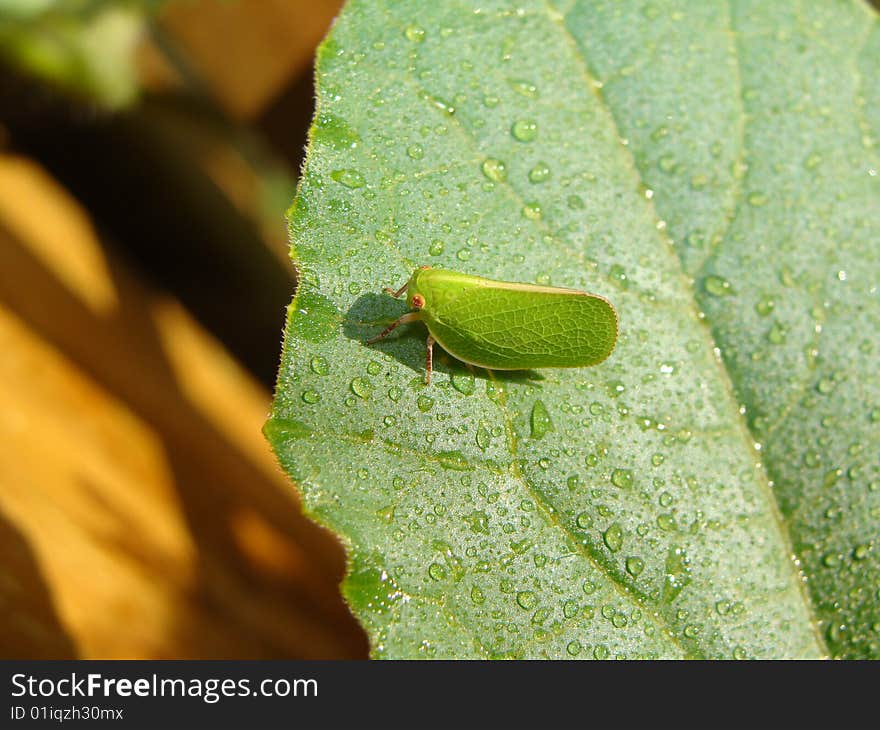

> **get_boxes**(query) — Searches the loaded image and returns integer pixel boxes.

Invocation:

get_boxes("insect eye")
[411,294,425,309]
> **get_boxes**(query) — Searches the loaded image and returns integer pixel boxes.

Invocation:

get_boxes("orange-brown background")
[0,0,369,659]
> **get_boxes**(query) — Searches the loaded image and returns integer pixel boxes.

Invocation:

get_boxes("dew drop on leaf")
[310,355,330,375]
[528,162,551,183]
[405,24,426,42]
[516,590,538,610]
[330,169,366,189]
[603,523,624,552]
[703,274,733,297]
[511,119,538,142]
[530,399,555,439]
[481,158,507,182]
[626,557,645,577]
[611,468,634,489]
[350,376,372,399]
[301,390,321,404]
[451,371,475,395]
[509,78,538,98]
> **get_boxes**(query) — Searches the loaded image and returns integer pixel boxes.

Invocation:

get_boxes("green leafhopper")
[367,267,618,383]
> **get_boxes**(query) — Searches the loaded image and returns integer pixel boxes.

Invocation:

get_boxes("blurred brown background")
[0,0,369,658]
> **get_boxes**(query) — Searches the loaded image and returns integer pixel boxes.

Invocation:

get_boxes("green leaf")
[267,0,879,659]
[0,1,167,108]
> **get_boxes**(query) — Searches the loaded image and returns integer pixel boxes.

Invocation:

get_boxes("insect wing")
[423,283,618,370]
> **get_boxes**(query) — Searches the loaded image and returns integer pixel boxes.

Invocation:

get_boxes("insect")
[367,267,618,384]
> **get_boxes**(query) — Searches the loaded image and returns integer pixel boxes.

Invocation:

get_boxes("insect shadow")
[343,293,544,386]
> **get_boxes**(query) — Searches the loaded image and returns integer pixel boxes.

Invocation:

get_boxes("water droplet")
[313,113,359,151]
[626,557,645,577]
[528,162,551,183]
[611,468,634,489]
[715,600,731,615]
[350,376,372,399]
[417,395,435,412]
[331,169,366,189]
[428,563,446,580]
[294,292,339,343]
[420,91,455,115]
[511,119,538,142]
[407,143,425,159]
[657,513,676,531]
[853,543,871,560]
[471,586,485,604]
[703,275,733,297]
[485,379,504,403]
[593,644,609,659]
[576,512,593,529]
[608,380,625,398]
[804,151,823,169]
[310,355,330,375]
[652,453,665,467]
[301,390,321,404]
[603,523,623,552]
[464,510,489,534]
[387,386,402,402]
[530,399,555,439]
[509,78,538,98]
[779,266,796,287]
[522,202,542,220]
[451,371,475,395]
[566,640,582,656]
[481,158,507,182]
[429,239,445,256]
[747,191,768,206]
[662,546,691,603]
[658,155,678,173]
[733,646,748,660]
[476,423,491,450]
[405,24,426,42]
[456,248,471,261]
[567,194,585,209]
[816,377,835,395]
[683,624,700,638]
[650,125,668,141]
[367,360,382,375]
[609,264,629,289]
[517,590,538,610]
[755,297,775,317]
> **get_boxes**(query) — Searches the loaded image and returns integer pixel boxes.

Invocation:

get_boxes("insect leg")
[425,335,434,385]
[366,312,420,344]
[383,281,409,298]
